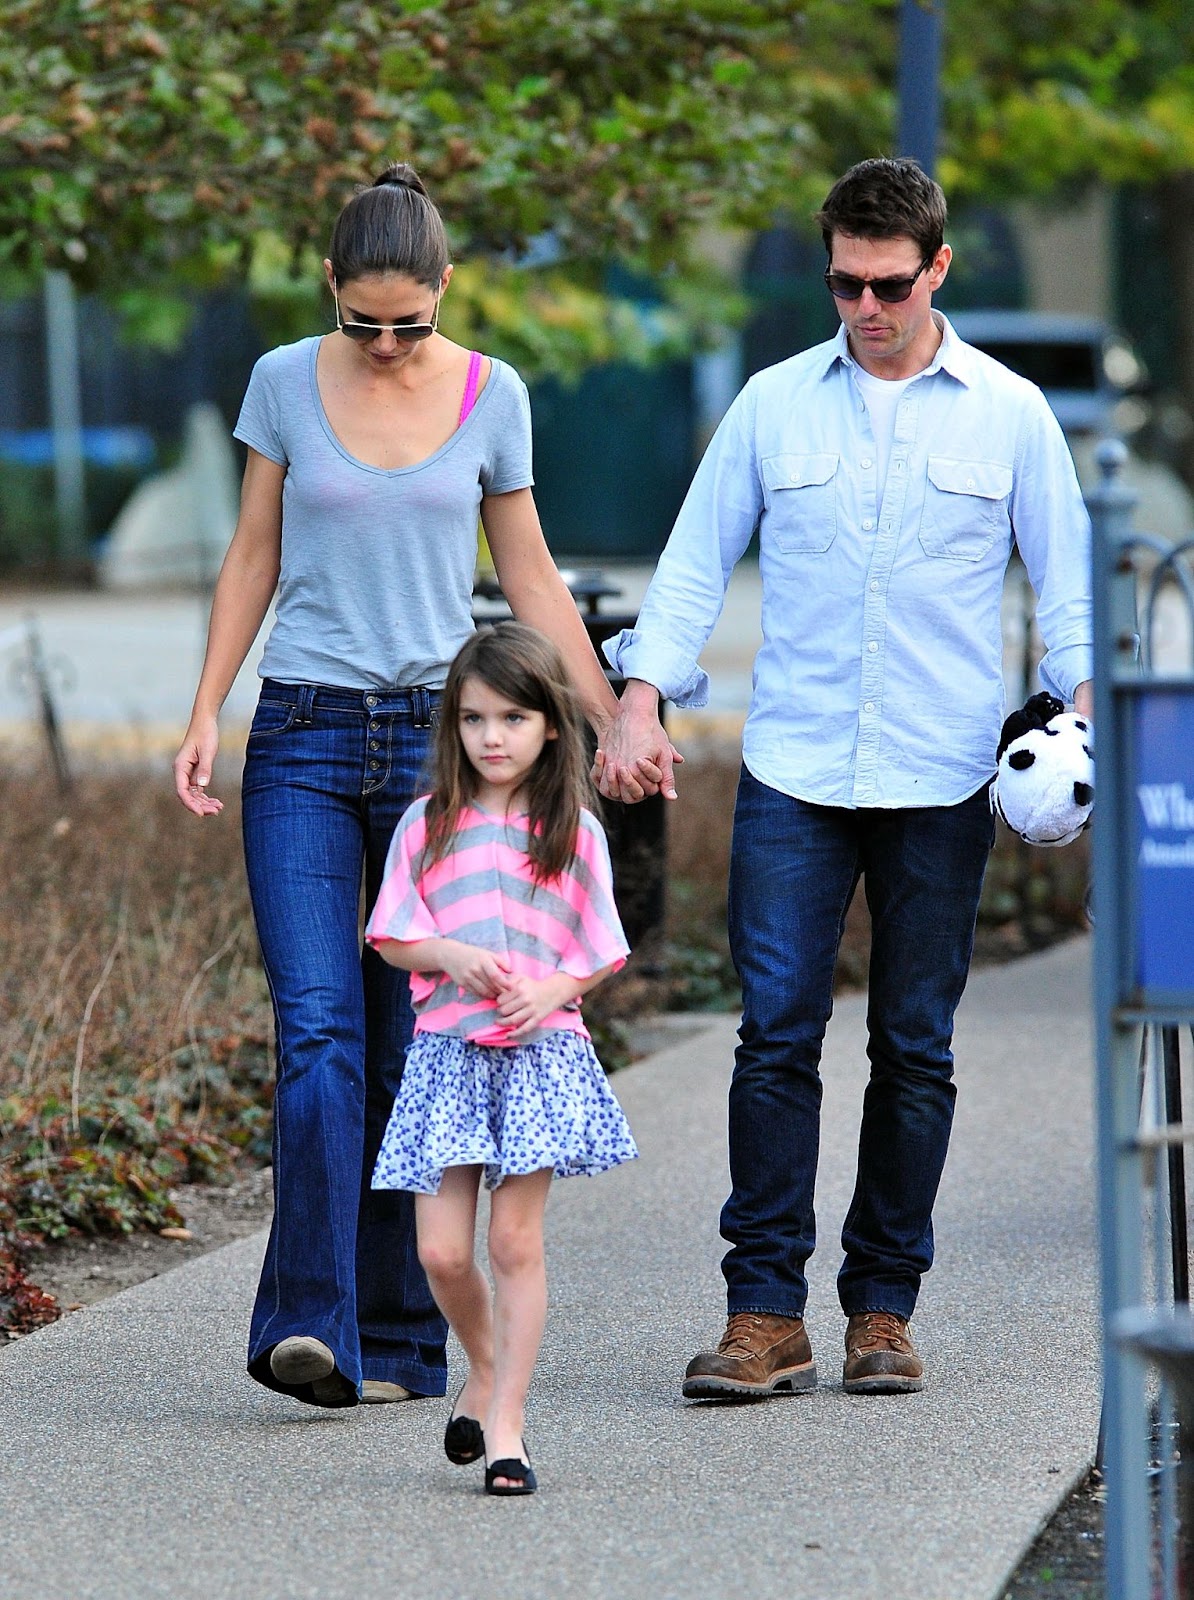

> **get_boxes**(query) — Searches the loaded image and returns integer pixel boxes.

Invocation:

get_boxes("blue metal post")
[1088,439,1151,1598]
[43,269,88,567]
[897,0,942,176]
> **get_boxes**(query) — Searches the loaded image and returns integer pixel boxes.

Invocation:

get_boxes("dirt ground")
[1000,1471,1106,1598]
[4,1162,275,1318]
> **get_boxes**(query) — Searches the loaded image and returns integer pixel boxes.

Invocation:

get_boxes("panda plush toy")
[993,691,1095,847]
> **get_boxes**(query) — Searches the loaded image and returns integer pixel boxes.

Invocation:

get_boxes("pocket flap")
[762,452,839,492]
[927,457,1013,500]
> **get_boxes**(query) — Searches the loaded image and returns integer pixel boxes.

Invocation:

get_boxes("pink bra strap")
[458,350,483,426]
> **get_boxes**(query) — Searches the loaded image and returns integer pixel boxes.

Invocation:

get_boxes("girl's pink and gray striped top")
[366,798,629,1047]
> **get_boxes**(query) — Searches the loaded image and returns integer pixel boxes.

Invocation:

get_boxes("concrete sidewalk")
[0,937,1099,1600]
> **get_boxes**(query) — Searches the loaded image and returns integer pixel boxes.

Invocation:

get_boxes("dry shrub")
[0,772,274,1328]
[0,773,270,1113]
[666,750,737,919]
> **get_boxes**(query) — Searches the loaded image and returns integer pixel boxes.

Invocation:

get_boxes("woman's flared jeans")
[241,680,448,1403]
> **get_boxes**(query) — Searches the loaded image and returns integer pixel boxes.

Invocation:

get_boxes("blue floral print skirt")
[371,1030,639,1194]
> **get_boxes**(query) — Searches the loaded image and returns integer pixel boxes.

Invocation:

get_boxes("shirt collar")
[820,310,974,388]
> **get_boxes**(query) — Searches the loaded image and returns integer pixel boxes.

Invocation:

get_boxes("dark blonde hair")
[424,622,596,883]
[329,162,450,287]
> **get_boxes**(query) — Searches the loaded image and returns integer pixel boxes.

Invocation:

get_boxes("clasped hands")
[439,944,580,1042]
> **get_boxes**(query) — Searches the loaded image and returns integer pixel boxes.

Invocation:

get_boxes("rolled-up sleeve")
[1009,391,1094,704]
[604,381,764,705]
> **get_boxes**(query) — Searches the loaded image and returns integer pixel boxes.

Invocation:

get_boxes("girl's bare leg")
[485,1167,553,1487]
[415,1167,494,1421]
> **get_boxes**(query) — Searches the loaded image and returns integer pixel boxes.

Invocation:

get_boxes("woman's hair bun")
[373,162,429,198]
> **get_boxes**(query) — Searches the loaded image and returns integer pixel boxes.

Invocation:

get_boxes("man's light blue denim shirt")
[605,314,1093,809]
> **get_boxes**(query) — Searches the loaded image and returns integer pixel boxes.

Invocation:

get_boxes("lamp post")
[897,0,942,177]
[43,269,88,570]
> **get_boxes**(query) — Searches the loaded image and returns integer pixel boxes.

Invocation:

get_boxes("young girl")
[366,621,638,1496]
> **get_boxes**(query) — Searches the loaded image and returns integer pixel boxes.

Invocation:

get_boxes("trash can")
[473,570,667,950]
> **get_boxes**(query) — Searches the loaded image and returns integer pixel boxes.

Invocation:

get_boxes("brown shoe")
[843,1311,924,1393]
[682,1312,817,1399]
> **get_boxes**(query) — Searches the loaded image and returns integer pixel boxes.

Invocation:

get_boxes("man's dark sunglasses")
[823,258,932,305]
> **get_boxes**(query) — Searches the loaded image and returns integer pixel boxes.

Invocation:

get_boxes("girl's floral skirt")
[371,1029,639,1194]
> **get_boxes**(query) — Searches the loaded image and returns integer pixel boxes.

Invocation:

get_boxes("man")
[597,158,1093,1397]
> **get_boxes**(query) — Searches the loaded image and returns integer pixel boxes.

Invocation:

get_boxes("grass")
[0,757,1090,1332]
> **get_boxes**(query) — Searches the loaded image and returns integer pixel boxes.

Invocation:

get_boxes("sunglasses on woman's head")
[823,258,932,305]
[333,284,440,342]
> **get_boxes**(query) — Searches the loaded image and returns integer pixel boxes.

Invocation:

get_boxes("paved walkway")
[0,937,1100,1600]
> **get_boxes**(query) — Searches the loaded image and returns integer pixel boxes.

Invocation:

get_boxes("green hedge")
[0,460,148,571]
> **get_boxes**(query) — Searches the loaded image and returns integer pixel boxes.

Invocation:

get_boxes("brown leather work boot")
[842,1311,924,1393]
[682,1312,817,1399]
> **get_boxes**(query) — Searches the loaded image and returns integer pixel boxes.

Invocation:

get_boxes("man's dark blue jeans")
[722,765,995,1323]
[241,680,448,1404]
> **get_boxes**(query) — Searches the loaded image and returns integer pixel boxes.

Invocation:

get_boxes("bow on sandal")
[444,1385,484,1466]
[484,1442,537,1497]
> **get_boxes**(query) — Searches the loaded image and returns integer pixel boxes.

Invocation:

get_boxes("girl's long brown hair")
[423,622,597,883]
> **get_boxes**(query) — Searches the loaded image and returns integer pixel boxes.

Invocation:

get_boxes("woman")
[173,162,619,1408]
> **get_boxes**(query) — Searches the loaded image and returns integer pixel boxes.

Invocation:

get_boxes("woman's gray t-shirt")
[233,337,534,689]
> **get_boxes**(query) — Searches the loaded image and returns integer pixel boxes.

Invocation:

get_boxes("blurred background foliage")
[3,1,1194,378]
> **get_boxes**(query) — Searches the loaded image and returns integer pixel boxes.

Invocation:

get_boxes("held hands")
[173,714,224,817]
[593,678,682,804]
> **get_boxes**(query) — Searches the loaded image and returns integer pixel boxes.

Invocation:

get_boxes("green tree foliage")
[6,2,1194,374]
[2,0,843,370]
[0,0,803,288]
[939,0,1194,196]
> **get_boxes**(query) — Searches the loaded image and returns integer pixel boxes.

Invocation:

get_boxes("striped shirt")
[366,799,630,1047]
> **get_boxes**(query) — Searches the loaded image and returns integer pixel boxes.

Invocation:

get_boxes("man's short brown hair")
[815,158,947,261]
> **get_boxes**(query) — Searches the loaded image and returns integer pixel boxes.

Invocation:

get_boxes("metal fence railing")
[1090,437,1194,1598]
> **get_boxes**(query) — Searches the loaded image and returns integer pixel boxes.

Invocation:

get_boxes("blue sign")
[1132,687,1194,1001]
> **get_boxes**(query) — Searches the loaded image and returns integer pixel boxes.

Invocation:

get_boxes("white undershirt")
[852,366,915,514]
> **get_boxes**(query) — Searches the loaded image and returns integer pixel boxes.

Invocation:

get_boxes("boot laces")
[851,1311,909,1352]
[719,1313,765,1357]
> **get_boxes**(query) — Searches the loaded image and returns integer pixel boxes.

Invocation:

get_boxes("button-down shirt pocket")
[760,452,839,554]
[919,457,1013,561]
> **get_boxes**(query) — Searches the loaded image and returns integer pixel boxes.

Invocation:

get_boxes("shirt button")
[860,458,873,469]
[867,641,879,653]
[870,580,880,592]
[862,518,874,531]
[967,478,976,488]
[864,701,875,713]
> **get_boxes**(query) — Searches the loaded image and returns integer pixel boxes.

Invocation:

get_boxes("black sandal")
[443,1386,484,1466]
[484,1441,537,1497]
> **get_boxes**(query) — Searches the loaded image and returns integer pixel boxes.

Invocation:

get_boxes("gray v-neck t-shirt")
[234,336,534,690]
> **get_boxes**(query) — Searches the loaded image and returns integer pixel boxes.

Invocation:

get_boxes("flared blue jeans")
[241,679,448,1404]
